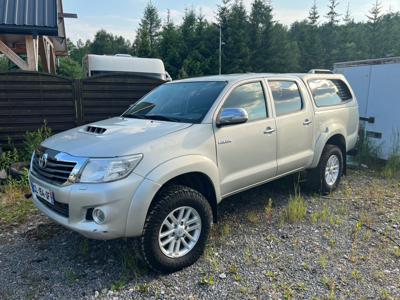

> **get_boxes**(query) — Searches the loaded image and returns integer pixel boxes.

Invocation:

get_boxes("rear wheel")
[308,144,343,194]
[140,185,212,273]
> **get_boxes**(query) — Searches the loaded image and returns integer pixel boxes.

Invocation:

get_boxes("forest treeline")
[6,0,400,79]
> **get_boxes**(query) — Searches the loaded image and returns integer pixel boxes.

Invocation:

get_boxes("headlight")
[79,154,143,183]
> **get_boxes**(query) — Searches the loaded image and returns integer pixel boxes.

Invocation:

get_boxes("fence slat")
[0,71,165,148]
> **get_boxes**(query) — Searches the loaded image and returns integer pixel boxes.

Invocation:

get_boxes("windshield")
[122,81,227,123]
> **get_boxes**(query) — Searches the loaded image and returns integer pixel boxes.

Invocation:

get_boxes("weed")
[64,270,80,283]
[238,285,249,294]
[380,289,393,299]
[204,245,220,270]
[0,179,36,225]
[111,275,128,291]
[381,130,400,179]
[282,188,307,223]
[279,283,294,300]
[302,262,310,270]
[229,264,238,274]
[136,283,150,293]
[234,274,242,282]
[120,251,145,279]
[81,240,89,256]
[246,211,259,224]
[21,121,52,161]
[265,270,276,281]
[199,275,215,286]
[392,247,400,258]
[356,131,381,167]
[351,269,362,282]
[317,255,328,269]
[0,148,19,172]
[221,223,231,238]
[265,198,273,220]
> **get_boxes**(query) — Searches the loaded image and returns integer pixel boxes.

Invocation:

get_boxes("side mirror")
[217,108,249,127]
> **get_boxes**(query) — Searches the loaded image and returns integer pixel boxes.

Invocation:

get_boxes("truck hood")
[42,117,192,157]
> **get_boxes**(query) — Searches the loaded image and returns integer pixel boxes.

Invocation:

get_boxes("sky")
[63,0,400,43]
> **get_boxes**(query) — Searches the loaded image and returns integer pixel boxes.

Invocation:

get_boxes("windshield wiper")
[145,115,181,122]
[123,114,181,122]
[123,114,149,119]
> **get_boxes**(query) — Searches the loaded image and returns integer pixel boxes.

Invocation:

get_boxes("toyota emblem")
[38,153,48,169]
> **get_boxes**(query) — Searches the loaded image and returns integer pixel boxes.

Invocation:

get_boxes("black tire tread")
[140,185,212,273]
[308,144,343,194]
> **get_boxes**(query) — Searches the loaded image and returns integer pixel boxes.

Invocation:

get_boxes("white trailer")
[334,57,400,159]
[83,54,172,81]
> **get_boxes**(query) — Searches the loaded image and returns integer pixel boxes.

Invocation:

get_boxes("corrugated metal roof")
[0,0,58,36]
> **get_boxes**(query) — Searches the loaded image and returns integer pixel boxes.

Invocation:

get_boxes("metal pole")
[219,24,222,75]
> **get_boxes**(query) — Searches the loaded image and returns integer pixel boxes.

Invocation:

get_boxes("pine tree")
[134,3,161,57]
[90,30,131,55]
[343,2,354,24]
[308,0,320,26]
[157,10,182,78]
[249,0,274,72]
[326,0,341,25]
[367,0,383,57]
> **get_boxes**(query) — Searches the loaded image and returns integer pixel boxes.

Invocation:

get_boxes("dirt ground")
[0,169,399,300]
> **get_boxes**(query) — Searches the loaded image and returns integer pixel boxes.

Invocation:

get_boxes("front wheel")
[308,144,343,194]
[140,185,213,273]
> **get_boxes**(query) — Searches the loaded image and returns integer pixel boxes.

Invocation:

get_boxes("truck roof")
[172,73,346,84]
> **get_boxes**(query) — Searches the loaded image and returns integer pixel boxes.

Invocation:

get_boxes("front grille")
[32,153,76,185]
[37,195,69,218]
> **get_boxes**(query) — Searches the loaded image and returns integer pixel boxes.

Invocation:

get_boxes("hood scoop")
[85,125,107,135]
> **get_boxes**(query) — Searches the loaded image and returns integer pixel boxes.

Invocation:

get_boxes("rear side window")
[269,81,303,117]
[222,82,268,122]
[308,79,352,107]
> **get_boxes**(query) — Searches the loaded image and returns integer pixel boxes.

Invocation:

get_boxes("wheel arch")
[125,155,220,237]
[151,172,219,223]
[311,129,347,170]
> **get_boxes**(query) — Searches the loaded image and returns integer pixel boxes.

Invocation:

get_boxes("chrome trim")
[32,147,88,186]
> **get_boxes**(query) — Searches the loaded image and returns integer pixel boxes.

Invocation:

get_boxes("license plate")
[32,183,54,205]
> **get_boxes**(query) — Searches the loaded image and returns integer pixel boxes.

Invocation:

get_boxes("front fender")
[311,124,346,168]
[125,155,220,237]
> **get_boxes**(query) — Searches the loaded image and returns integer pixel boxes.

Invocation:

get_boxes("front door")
[214,81,277,197]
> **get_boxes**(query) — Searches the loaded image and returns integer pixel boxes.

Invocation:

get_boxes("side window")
[269,81,303,117]
[308,79,352,107]
[222,82,267,122]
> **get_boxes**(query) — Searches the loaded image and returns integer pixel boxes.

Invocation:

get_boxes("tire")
[308,144,343,195]
[140,185,213,273]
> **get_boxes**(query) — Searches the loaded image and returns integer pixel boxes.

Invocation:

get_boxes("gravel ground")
[0,169,399,300]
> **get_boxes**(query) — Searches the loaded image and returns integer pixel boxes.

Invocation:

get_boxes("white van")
[83,54,172,81]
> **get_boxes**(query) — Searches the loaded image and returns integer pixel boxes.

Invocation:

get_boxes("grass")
[317,255,328,269]
[198,275,215,286]
[110,248,147,291]
[64,269,80,283]
[392,247,400,258]
[281,189,307,224]
[0,179,36,226]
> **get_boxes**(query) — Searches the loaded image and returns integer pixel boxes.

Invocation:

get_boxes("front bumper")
[29,171,144,240]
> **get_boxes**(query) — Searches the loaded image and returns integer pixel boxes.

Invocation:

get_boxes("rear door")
[267,79,314,175]
[214,80,277,196]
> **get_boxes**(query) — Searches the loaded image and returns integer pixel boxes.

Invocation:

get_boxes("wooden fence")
[0,72,166,148]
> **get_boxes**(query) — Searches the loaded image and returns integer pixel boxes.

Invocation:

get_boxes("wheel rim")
[325,154,340,186]
[158,206,202,258]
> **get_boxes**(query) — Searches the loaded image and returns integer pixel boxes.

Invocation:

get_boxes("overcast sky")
[63,0,400,43]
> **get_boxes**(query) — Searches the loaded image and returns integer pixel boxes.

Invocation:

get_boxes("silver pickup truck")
[29,73,359,272]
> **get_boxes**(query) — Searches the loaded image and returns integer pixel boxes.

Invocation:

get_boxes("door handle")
[303,119,312,126]
[264,127,276,134]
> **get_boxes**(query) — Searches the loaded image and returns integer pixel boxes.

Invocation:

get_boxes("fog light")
[92,208,106,224]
